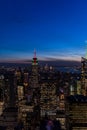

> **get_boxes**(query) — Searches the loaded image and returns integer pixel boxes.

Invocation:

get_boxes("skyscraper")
[4,71,18,107]
[81,57,87,96]
[30,50,39,89]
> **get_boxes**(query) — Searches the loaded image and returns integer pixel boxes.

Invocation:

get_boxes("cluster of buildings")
[0,53,87,130]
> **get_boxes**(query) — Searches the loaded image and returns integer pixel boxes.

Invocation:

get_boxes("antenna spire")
[34,49,36,58]
[32,49,38,65]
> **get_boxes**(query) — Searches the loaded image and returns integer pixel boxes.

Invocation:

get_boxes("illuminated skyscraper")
[18,51,40,130]
[28,50,40,105]
[77,80,81,95]
[40,81,57,117]
[0,75,5,115]
[81,57,87,95]
[23,71,29,94]
[0,75,5,102]
[30,50,39,89]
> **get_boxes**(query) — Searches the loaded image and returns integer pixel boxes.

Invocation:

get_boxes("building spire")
[32,49,38,65]
[34,49,36,58]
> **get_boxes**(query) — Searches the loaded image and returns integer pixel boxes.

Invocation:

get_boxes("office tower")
[40,81,57,117]
[30,50,39,89]
[4,71,17,107]
[81,57,87,95]
[18,52,40,130]
[66,95,87,130]
[40,70,58,119]
[0,72,18,129]
[0,75,5,102]
[23,71,29,94]
[77,80,81,95]
[31,51,40,123]
[0,75,5,115]
[17,86,24,101]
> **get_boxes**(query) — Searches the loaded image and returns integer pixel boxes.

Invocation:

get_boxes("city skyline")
[0,0,87,62]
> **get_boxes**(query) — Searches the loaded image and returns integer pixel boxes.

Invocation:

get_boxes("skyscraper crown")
[32,50,38,65]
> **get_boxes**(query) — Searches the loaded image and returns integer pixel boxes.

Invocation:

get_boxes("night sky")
[0,0,87,62]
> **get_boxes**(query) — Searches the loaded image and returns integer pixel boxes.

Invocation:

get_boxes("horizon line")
[0,58,81,63]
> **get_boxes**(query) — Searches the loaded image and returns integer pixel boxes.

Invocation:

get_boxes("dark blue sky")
[0,0,87,62]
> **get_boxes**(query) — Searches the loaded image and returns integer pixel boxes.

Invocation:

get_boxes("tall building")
[0,72,18,129]
[0,75,5,102]
[76,80,81,95]
[30,50,39,89]
[40,82,57,116]
[18,52,40,130]
[17,86,24,101]
[81,57,87,96]
[29,50,40,107]
[23,71,29,94]
[40,71,58,118]
[5,71,18,107]
[30,51,40,125]
[0,75,5,115]
[66,95,87,130]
